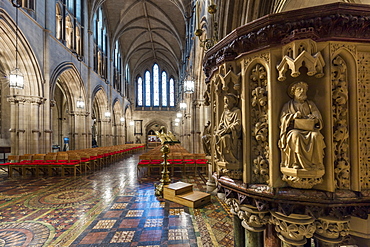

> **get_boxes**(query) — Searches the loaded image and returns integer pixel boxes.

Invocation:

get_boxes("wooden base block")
[163,181,211,208]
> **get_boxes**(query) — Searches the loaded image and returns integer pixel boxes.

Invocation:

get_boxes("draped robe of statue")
[215,106,241,164]
[202,121,212,156]
[279,99,325,170]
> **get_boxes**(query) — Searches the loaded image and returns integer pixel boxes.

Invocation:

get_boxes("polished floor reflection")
[0,152,234,246]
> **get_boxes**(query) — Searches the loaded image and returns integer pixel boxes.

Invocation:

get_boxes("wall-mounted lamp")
[194,2,218,50]
[129,121,134,126]
[180,102,187,110]
[120,117,125,122]
[9,0,24,89]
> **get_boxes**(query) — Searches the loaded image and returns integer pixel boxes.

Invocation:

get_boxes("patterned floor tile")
[0,152,234,246]
[110,230,135,243]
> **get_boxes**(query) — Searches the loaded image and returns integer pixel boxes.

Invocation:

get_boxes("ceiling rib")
[142,1,156,59]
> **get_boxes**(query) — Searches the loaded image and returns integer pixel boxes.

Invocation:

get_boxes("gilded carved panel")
[331,55,350,189]
[249,63,269,183]
[357,52,370,190]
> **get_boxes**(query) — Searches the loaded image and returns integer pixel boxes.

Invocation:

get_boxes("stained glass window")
[162,71,167,106]
[170,78,175,106]
[145,71,151,106]
[137,77,143,106]
[153,64,159,106]
[136,64,175,108]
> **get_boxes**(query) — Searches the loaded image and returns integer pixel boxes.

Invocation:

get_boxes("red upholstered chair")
[1,155,20,177]
[195,154,208,175]
[62,153,82,176]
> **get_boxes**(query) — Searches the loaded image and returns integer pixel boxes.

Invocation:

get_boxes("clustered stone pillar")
[7,95,46,155]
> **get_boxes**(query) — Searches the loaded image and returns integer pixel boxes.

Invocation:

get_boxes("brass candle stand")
[154,127,180,196]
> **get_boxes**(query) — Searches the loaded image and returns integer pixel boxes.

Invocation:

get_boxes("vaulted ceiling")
[100,0,193,79]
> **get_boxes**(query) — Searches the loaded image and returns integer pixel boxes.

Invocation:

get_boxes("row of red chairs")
[0,144,145,178]
[137,155,208,178]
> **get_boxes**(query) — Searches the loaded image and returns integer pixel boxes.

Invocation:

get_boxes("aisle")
[0,152,234,246]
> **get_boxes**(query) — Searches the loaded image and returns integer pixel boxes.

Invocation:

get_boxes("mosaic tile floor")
[0,152,234,246]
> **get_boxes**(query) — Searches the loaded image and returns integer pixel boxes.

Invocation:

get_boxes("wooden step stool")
[163,181,211,208]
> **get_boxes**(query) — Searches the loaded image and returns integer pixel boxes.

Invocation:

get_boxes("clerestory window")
[55,0,83,56]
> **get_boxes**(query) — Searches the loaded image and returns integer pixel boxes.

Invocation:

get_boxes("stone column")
[270,212,316,247]
[264,224,281,247]
[234,215,245,247]
[68,112,76,150]
[101,118,111,147]
[18,98,26,154]
[30,97,42,154]
[73,111,88,150]
[239,204,269,247]
[8,97,18,155]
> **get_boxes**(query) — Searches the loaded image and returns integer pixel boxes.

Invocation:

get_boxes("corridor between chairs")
[0,151,234,246]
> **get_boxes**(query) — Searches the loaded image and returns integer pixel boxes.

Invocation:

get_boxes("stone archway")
[91,86,110,147]
[112,98,125,145]
[0,10,45,155]
[50,62,88,151]
[145,120,168,148]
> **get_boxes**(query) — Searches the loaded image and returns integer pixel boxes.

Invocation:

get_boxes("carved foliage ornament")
[357,52,370,189]
[314,217,350,244]
[331,55,350,189]
[270,212,316,246]
[250,63,269,183]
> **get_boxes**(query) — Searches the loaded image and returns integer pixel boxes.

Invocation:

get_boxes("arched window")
[153,64,159,106]
[137,77,143,106]
[93,7,108,79]
[162,71,167,106]
[136,64,175,108]
[55,0,83,56]
[145,71,151,107]
[113,41,122,92]
[169,78,175,107]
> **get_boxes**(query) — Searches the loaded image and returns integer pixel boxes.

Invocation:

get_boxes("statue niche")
[215,93,242,179]
[278,81,326,189]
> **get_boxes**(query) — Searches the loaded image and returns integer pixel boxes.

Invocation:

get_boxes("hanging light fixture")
[9,0,24,89]
[120,117,125,122]
[76,55,85,109]
[180,102,187,110]
[105,108,111,118]
[104,99,111,118]
[76,96,85,109]
[184,79,194,94]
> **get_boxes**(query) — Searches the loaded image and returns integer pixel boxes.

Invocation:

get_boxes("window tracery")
[136,64,175,108]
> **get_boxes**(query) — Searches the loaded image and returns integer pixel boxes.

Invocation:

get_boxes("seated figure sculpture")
[278,81,326,170]
[215,93,241,164]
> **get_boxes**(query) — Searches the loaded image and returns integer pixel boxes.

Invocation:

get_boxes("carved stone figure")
[215,94,241,164]
[279,81,325,170]
[202,121,211,156]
